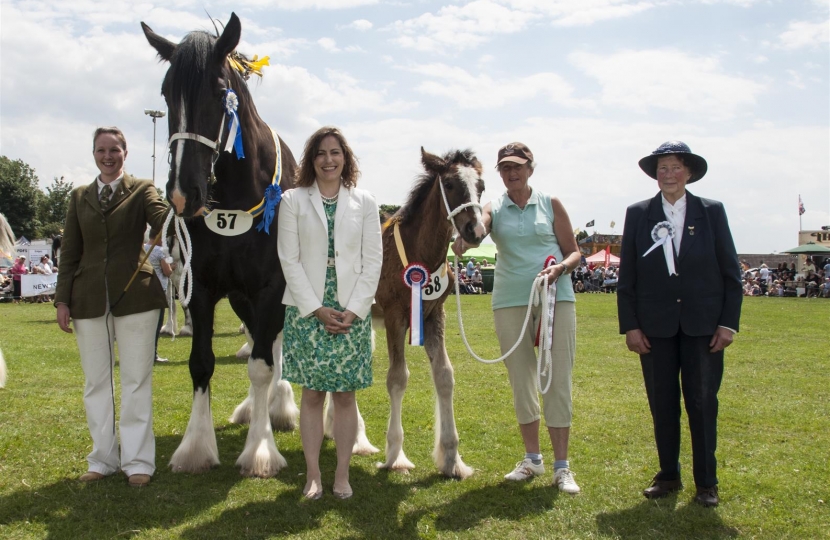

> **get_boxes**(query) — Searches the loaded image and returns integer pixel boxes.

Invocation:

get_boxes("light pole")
[144,109,166,186]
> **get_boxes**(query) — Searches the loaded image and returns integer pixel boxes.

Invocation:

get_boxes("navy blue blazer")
[617,191,742,338]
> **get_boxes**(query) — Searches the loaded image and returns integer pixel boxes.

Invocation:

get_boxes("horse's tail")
[0,347,7,388]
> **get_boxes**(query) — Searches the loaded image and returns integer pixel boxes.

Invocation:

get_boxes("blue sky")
[1,0,827,253]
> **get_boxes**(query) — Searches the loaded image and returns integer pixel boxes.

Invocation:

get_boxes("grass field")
[0,294,827,539]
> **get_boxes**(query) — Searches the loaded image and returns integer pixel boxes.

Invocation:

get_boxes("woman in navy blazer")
[278,126,382,501]
[617,141,742,508]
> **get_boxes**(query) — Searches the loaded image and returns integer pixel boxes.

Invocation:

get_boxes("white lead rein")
[451,271,556,394]
[161,209,194,338]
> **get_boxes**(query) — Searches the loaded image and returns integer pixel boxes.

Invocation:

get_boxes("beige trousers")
[494,302,576,427]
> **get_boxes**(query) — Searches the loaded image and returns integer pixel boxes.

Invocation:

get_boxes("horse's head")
[141,14,243,217]
[421,148,487,245]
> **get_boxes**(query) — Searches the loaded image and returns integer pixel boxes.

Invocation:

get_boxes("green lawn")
[0,295,827,539]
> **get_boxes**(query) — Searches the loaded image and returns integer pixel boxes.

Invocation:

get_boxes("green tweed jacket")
[55,174,170,319]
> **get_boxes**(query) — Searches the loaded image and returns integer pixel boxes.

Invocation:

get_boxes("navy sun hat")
[638,141,708,183]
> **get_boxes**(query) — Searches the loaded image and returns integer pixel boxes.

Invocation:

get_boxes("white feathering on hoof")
[433,400,474,479]
[323,394,378,455]
[229,386,254,425]
[269,379,298,432]
[236,358,286,477]
[0,348,7,388]
[353,401,380,455]
[235,342,252,359]
[169,388,219,473]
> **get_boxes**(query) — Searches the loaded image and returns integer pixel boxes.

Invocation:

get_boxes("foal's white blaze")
[457,165,486,238]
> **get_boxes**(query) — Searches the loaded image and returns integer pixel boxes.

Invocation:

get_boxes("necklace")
[321,193,339,205]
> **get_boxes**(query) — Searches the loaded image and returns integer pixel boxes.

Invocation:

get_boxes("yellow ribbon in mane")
[229,52,270,80]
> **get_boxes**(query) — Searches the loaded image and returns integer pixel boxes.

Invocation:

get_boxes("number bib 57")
[204,210,254,236]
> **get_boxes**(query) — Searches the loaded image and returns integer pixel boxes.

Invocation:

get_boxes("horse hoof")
[353,435,380,456]
[441,460,474,480]
[228,397,252,425]
[236,342,252,359]
[178,326,193,337]
[377,454,415,473]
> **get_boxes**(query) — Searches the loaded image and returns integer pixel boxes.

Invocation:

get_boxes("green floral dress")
[283,200,373,392]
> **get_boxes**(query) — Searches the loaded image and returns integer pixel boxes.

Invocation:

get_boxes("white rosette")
[642,221,677,276]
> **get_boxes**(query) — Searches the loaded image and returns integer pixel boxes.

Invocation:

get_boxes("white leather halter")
[436,173,483,232]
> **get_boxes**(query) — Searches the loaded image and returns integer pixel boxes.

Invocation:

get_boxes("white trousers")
[74,309,159,476]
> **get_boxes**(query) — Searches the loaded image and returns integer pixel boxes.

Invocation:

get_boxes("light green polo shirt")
[490,187,576,309]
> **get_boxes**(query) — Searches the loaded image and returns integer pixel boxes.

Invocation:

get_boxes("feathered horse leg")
[0,348,7,388]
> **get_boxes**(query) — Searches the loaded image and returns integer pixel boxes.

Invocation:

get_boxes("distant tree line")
[0,156,73,240]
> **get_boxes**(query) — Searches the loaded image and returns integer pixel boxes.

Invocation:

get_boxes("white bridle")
[436,173,483,234]
[167,84,239,185]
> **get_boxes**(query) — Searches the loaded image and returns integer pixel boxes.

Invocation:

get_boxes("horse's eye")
[444,182,453,191]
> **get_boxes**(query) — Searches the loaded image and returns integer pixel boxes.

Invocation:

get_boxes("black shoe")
[694,486,719,507]
[643,474,683,499]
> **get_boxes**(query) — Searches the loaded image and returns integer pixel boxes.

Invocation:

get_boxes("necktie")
[100,184,113,211]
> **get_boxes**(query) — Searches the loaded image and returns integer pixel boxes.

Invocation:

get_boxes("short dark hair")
[295,126,359,188]
[92,127,127,151]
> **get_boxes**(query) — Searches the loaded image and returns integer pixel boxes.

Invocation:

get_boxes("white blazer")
[278,182,382,319]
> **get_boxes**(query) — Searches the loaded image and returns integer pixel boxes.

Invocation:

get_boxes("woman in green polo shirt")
[453,142,582,494]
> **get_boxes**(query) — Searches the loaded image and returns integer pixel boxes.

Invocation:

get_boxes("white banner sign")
[21,274,58,297]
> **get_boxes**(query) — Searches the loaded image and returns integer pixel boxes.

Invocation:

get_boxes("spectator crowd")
[740,258,830,298]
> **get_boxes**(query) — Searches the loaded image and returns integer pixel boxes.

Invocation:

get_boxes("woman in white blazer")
[278,126,382,500]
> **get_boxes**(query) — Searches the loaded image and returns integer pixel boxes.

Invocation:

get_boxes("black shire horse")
[142,13,299,477]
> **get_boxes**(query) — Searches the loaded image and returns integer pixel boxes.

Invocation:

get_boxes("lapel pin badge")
[688,226,695,236]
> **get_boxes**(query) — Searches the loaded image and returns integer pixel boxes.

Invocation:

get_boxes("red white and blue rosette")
[403,263,430,346]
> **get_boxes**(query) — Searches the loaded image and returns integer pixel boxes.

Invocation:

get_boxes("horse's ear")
[420,147,447,173]
[215,12,241,63]
[141,22,176,62]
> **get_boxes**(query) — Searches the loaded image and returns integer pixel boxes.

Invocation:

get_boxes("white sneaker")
[553,468,580,494]
[504,458,545,481]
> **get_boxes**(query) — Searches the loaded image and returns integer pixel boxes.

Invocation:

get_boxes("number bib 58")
[204,210,254,236]
[422,262,450,300]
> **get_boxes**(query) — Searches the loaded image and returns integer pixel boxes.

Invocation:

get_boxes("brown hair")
[92,127,127,151]
[295,126,359,188]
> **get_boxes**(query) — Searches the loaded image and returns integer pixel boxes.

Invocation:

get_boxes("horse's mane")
[0,213,16,258]
[167,31,251,119]
[397,149,479,226]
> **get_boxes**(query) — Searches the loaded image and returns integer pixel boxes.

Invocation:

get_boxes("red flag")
[604,245,611,267]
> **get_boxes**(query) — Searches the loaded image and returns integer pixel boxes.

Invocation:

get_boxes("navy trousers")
[640,331,723,488]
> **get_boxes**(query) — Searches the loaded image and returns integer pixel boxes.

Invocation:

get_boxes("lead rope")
[161,210,194,327]
[451,272,554,394]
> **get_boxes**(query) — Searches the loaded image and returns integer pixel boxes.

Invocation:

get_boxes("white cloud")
[317,37,340,52]
[569,49,766,120]
[778,19,830,50]
[500,0,659,27]
[388,0,539,53]
[233,0,379,9]
[343,19,374,31]
[402,63,595,110]
[786,69,806,90]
